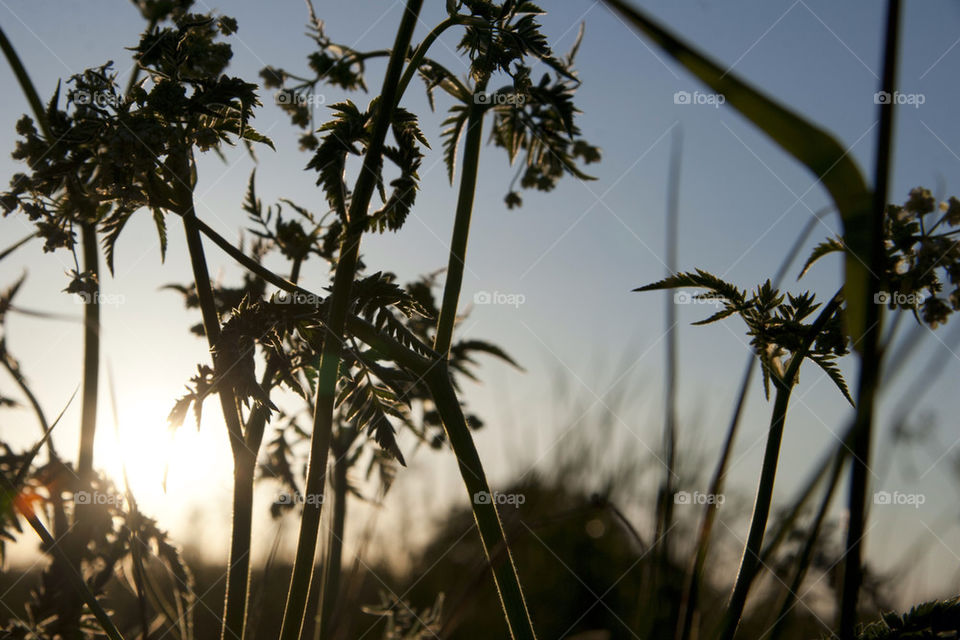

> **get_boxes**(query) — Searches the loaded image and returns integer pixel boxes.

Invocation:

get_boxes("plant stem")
[279,2,423,637]
[425,363,537,640]
[76,224,100,484]
[0,27,49,141]
[840,2,900,637]
[433,80,486,356]
[676,210,822,640]
[394,15,461,105]
[172,151,250,640]
[425,70,539,639]
[315,436,349,638]
[768,447,847,640]
[719,290,844,640]
[759,421,855,567]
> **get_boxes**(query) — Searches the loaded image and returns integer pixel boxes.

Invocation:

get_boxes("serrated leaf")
[241,125,275,150]
[452,339,524,371]
[799,236,845,279]
[810,353,854,406]
[100,207,135,275]
[440,105,469,184]
[691,306,739,326]
[635,268,747,307]
[153,207,167,261]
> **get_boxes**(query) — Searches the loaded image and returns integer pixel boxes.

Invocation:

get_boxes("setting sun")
[95,391,234,516]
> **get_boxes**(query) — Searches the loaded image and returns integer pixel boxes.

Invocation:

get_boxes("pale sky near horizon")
[2,0,960,611]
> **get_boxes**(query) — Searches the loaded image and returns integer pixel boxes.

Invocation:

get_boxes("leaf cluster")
[1,12,272,274]
[635,270,850,402]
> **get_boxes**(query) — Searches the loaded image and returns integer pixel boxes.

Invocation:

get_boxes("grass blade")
[602,0,874,347]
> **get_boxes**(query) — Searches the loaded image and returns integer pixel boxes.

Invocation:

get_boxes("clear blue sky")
[2,0,959,606]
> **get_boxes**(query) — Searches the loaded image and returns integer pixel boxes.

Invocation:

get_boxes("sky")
[1,0,960,608]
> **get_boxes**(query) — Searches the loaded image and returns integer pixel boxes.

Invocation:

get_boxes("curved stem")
[278,3,424,637]
[433,80,486,356]
[719,290,844,640]
[424,363,537,640]
[395,15,461,106]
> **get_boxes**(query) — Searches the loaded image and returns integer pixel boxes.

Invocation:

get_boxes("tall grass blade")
[841,1,901,636]
[602,0,874,348]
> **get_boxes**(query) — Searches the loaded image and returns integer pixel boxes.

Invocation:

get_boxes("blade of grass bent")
[603,0,874,348]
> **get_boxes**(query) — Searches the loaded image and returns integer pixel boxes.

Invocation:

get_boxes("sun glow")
[94,391,234,518]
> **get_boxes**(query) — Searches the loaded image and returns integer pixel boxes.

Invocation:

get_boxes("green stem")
[433,81,486,356]
[758,421,855,567]
[425,363,537,640]
[315,437,349,638]
[76,225,100,483]
[839,1,899,637]
[279,2,424,637]
[676,210,823,640]
[394,15,461,105]
[719,290,844,640]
